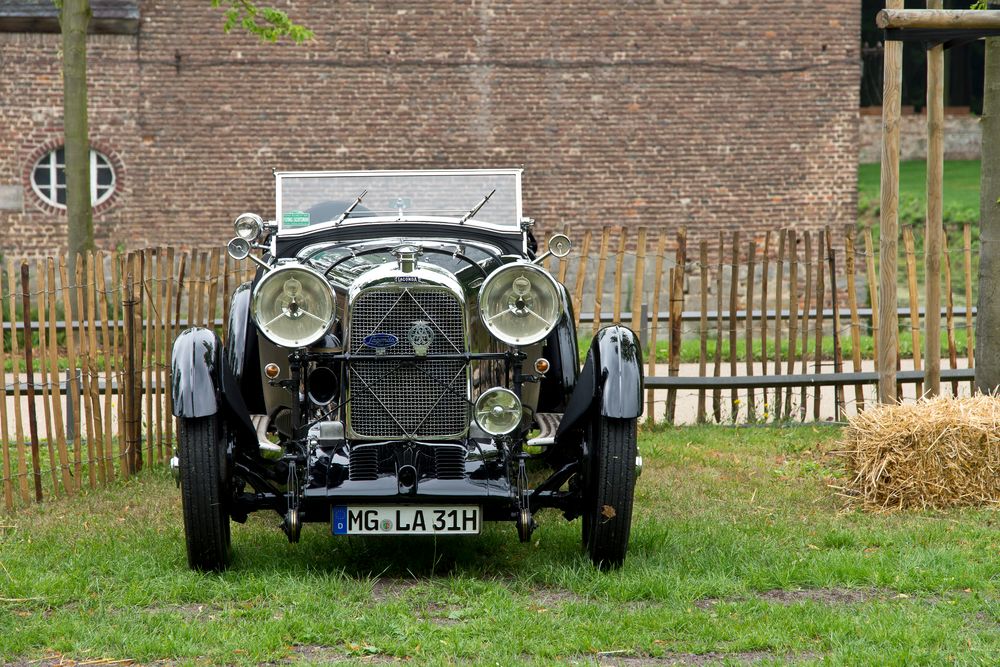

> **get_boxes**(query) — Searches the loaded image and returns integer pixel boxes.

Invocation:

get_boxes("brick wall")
[859,109,982,164]
[1,0,860,259]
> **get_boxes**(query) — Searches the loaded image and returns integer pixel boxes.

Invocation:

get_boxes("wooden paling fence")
[548,222,977,424]
[0,224,979,511]
[0,249,254,512]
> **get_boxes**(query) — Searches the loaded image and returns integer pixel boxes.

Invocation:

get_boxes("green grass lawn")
[4,425,1000,665]
[857,159,981,308]
[858,160,981,226]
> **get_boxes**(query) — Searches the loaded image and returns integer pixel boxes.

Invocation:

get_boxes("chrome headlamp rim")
[234,212,263,241]
[478,261,563,346]
[474,387,522,436]
[250,263,336,348]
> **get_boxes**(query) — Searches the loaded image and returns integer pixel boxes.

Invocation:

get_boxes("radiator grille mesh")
[348,288,468,439]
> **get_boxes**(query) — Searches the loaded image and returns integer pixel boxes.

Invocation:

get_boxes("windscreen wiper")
[459,189,496,224]
[335,189,368,226]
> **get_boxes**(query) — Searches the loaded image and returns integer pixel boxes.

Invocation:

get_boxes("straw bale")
[841,395,1000,510]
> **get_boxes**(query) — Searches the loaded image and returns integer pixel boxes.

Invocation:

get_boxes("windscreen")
[276,170,522,232]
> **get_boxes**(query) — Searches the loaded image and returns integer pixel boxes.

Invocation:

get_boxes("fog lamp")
[474,388,522,436]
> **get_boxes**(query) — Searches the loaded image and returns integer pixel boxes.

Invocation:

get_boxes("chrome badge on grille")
[408,321,434,357]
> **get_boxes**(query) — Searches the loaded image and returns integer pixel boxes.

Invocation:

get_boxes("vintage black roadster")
[170,169,643,570]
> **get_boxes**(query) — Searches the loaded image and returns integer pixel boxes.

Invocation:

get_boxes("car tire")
[583,415,637,569]
[179,416,232,571]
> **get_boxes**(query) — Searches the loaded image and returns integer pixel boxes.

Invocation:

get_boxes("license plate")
[332,505,481,535]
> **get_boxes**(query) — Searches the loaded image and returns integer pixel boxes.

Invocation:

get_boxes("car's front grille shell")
[347,287,469,440]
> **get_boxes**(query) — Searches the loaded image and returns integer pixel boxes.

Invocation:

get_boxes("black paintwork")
[171,328,221,418]
[536,285,579,413]
[556,325,644,438]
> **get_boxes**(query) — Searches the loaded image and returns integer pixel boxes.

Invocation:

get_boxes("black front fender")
[556,325,643,437]
[171,327,222,418]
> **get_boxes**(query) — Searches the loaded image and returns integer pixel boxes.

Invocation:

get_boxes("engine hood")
[298,238,507,298]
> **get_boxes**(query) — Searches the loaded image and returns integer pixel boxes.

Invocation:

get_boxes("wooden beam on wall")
[877,9,1000,31]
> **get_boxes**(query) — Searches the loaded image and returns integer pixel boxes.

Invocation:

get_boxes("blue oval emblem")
[363,333,399,349]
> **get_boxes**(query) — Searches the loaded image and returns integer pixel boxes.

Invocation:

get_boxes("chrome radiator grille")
[347,288,469,439]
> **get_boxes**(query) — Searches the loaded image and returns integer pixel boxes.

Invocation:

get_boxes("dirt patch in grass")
[367,577,421,602]
[4,657,174,667]
[288,645,395,664]
[696,587,890,609]
[528,585,589,607]
[582,651,816,665]
[143,602,227,619]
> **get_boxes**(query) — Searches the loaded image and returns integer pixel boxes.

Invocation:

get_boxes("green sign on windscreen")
[283,210,310,228]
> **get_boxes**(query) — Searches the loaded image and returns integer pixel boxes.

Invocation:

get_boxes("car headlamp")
[479,262,563,346]
[234,213,263,241]
[251,264,335,348]
[474,388,522,436]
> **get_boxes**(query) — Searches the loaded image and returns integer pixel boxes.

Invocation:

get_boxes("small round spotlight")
[534,358,550,375]
[234,213,263,241]
[264,363,281,380]
[227,237,251,260]
[547,233,572,258]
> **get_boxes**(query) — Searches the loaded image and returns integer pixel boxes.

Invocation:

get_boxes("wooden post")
[558,225,571,285]
[845,230,866,412]
[631,228,648,343]
[35,260,58,496]
[666,229,686,423]
[878,0,904,404]
[759,232,770,417]
[143,250,155,464]
[20,264,43,503]
[798,232,813,419]
[59,257,82,489]
[864,226,880,362]
[646,233,666,420]
[612,227,627,325]
[122,253,140,476]
[744,239,756,420]
[964,223,975,384]
[924,2,944,397]
[697,240,709,423]
[592,227,610,334]
[773,230,786,416]
[827,228,846,419]
[813,231,826,420]
[903,227,923,397]
[784,230,799,420]
[95,255,115,480]
[728,231,740,420]
[163,247,176,453]
[0,259,12,510]
[713,232,724,423]
[944,234,959,395]
[7,262,29,502]
[47,259,72,495]
[572,230,592,331]
[85,254,106,485]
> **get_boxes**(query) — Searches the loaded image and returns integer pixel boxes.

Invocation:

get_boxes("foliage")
[211,0,313,43]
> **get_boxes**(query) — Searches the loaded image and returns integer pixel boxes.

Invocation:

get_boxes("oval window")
[31,147,116,209]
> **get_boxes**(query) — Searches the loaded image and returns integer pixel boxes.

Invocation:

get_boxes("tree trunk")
[975,37,1000,393]
[61,0,94,276]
